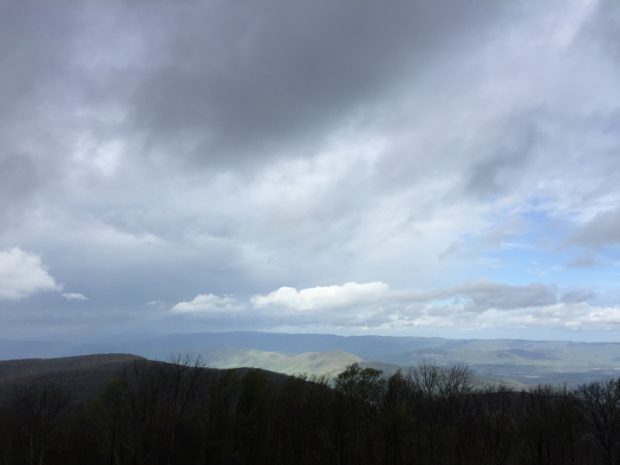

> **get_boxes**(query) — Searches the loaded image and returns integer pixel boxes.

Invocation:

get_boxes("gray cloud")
[0,1,109,228]
[465,117,538,198]
[441,281,559,311]
[124,0,499,167]
[560,288,597,304]
[578,0,620,60]
[574,207,620,247]
[567,254,598,268]
[0,155,42,222]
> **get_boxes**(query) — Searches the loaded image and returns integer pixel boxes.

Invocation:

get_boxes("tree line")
[0,357,619,465]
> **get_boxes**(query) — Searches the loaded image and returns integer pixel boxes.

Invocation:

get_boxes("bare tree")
[476,385,516,465]
[12,384,72,465]
[576,379,620,465]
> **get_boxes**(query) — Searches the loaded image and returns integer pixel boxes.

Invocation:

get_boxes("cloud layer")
[168,280,620,333]
[0,0,619,340]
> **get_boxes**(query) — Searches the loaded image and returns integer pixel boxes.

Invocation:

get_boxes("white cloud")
[167,280,620,332]
[570,304,620,330]
[446,302,620,332]
[146,300,166,309]
[61,292,88,301]
[170,293,242,314]
[251,281,390,311]
[0,248,61,301]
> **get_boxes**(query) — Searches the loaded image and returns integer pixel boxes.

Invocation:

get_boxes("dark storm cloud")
[0,1,90,225]
[123,0,498,166]
[0,2,79,111]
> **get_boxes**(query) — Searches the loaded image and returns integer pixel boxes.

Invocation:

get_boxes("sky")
[1,0,619,342]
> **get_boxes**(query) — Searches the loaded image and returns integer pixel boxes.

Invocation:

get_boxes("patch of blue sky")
[464,220,614,290]
[483,243,615,288]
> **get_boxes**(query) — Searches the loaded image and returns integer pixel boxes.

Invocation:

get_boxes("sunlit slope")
[203,348,361,376]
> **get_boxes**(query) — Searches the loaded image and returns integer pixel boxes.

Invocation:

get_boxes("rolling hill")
[2,331,620,385]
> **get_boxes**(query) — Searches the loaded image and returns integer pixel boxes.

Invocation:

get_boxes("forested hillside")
[0,356,619,465]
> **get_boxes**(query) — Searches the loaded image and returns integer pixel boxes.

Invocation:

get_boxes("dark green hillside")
[0,354,142,405]
[0,353,141,383]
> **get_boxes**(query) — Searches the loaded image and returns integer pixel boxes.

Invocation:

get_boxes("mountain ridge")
[2,331,620,385]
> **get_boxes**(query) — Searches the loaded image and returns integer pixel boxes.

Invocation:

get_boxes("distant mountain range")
[2,331,620,386]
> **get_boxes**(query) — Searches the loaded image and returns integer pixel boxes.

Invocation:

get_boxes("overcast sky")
[1,0,619,341]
